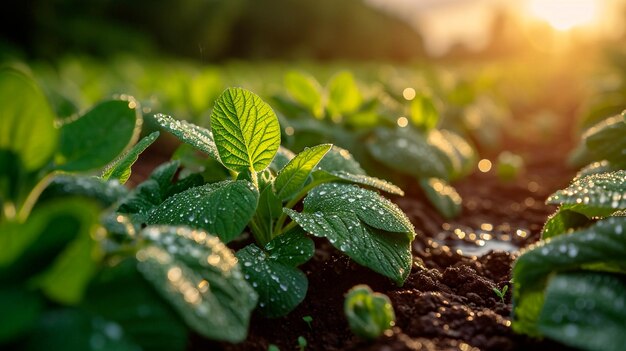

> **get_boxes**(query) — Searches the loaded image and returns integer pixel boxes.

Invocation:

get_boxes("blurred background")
[1,0,625,61]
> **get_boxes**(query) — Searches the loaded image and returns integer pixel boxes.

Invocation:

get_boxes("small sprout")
[493,284,509,303]
[302,315,313,329]
[344,284,395,339]
[496,151,524,181]
[297,336,307,351]
[268,344,280,351]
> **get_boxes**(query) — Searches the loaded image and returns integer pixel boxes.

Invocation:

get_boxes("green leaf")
[316,146,366,175]
[236,229,313,318]
[286,183,415,285]
[83,259,188,351]
[0,287,42,343]
[40,175,128,207]
[311,170,404,196]
[210,87,281,173]
[512,217,626,335]
[327,71,362,116]
[270,147,296,173]
[428,129,476,181]
[344,285,395,340]
[152,114,219,160]
[284,71,323,118]
[24,308,140,351]
[0,66,58,171]
[575,161,618,179]
[537,272,626,351]
[56,99,141,172]
[102,131,160,184]
[584,113,626,167]
[547,170,626,217]
[137,226,257,343]
[368,128,448,180]
[410,94,439,131]
[0,199,101,294]
[148,180,259,243]
[275,144,332,200]
[541,209,592,239]
[419,178,462,219]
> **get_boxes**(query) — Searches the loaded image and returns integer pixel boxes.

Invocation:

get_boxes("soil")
[133,114,579,350]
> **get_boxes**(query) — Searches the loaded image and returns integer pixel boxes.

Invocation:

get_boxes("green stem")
[281,220,297,234]
[273,178,327,237]
[249,216,269,247]
[17,172,57,221]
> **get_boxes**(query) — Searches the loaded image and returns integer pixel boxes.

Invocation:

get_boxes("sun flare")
[528,0,600,31]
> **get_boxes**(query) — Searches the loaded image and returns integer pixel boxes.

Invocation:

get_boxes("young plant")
[302,315,313,329]
[492,284,508,303]
[297,336,307,351]
[511,117,626,351]
[344,284,396,340]
[143,87,416,320]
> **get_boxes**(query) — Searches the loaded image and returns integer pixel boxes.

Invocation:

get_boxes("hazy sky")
[365,0,624,56]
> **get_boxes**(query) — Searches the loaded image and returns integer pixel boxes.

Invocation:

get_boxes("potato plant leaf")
[285,183,415,285]
[274,144,332,200]
[0,67,57,171]
[311,170,404,196]
[56,99,141,172]
[83,259,188,351]
[284,71,323,118]
[137,226,257,343]
[537,272,626,351]
[210,88,281,173]
[236,228,313,317]
[368,128,448,180]
[547,170,626,217]
[40,175,128,207]
[410,94,439,131]
[102,131,160,184]
[428,129,476,181]
[419,178,462,219]
[148,180,258,243]
[583,113,626,168]
[316,146,366,175]
[541,209,592,240]
[327,71,362,116]
[153,113,219,161]
[512,217,626,336]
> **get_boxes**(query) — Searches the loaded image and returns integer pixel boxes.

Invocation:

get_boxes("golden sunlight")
[528,0,600,31]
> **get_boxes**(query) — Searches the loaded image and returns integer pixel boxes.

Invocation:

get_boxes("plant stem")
[273,179,327,237]
[17,172,57,221]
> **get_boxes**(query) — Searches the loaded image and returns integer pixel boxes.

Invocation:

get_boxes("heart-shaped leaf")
[274,144,332,200]
[148,180,258,243]
[56,98,141,172]
[236,228,313,317]
[102,131,160,184]
[285,183,415,285]
[210,88,281,173]
[0,67,57,171]
[137,226,257,343]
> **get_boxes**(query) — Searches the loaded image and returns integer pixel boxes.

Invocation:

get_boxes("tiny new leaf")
[274,144,332,201]
[102,131,160,184]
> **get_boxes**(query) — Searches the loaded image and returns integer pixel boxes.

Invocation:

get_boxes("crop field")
[1,1,625,351]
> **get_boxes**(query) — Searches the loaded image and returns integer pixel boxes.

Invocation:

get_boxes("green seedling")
[492,285,508,303]
[302,315,313,329]
[297,336,307,351]
[496,151,524,182]
[268,344,280,351]
[344,285,396,340]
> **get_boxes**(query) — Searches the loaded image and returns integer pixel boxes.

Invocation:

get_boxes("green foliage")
[327,71,362,116]
[211,87,281,173]
[0,66,57,171]
[344,285,395,339]
[286,183,415,285]
[409,94,439,132]
[56,98,141,172]
[493,285,508,303]
[138,226,258,342]
[102,131,160,184]
[419,178,462,220]
[297,336,307,351]
[496,151,524,182]
[285,71,324,119]
[274,144,332,200]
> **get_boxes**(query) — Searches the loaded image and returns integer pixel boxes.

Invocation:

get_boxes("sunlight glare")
[529,0,600,31]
